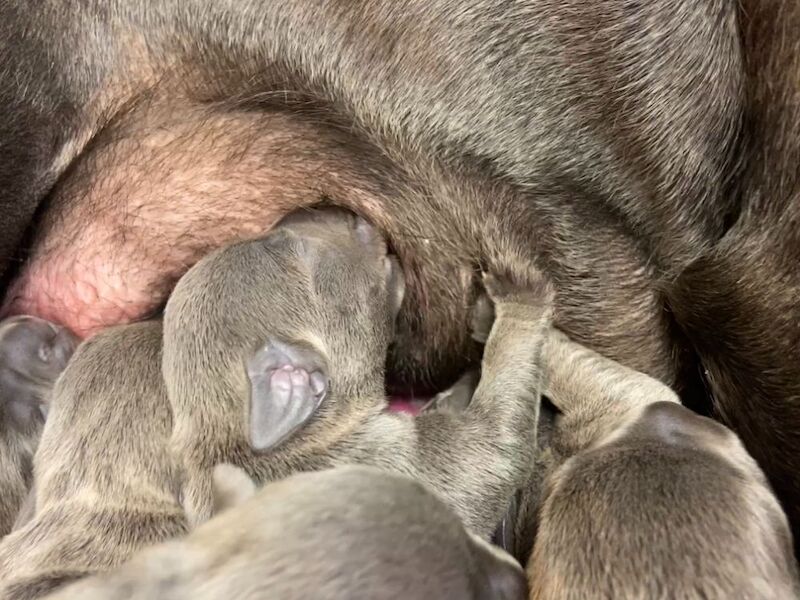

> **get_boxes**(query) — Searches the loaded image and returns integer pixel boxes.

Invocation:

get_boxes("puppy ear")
[246,338,329,452]
[384,256,406,321]
[469,534,528,600]
[212,463,257,513]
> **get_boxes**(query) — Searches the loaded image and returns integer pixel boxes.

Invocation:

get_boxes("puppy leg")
[334,272,553,537]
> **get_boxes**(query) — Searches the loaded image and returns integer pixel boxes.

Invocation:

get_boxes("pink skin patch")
[387,397,429,416]
[0,108,394,341]
[1,258,161,340]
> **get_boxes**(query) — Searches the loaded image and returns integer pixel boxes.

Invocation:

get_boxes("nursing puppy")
[43,466,527,600]
[0,322,187,600]
[163,207,552,537]
[526,330,800,599]
[0,316,77,537]
[4,0,800,542]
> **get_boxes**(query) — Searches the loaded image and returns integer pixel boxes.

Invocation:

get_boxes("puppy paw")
[247,339,329,452]
[482,268,554,315]
[423,370,480,413]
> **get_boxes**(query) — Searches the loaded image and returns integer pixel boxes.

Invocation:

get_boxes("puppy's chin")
[5,399,46,433]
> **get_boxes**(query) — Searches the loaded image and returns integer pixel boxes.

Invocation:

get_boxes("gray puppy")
[526,330,800,599]
[399,328,800,598]
[163,207,553,537]
[0,316,77,537]
[0,321,187,600]
[3,0,800,542]
[43,465,527,600]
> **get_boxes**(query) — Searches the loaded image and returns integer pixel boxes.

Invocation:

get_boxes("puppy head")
[164,207,404,470]
[0,316,78,433]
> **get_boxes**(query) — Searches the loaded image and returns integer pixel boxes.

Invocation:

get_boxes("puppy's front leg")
[342,272,553,537]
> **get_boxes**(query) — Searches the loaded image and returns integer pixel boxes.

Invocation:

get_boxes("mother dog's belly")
[1,99,681,397]
[0,101,485,392]
[3,107,391,339]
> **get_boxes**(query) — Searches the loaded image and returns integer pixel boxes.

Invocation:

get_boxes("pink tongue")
[389,401,420,415]
[388,396,426,416]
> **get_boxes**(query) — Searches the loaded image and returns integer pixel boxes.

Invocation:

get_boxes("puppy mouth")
[385,394,431,416]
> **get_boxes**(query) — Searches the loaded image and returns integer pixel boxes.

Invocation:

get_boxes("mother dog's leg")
[670,0,800,549]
